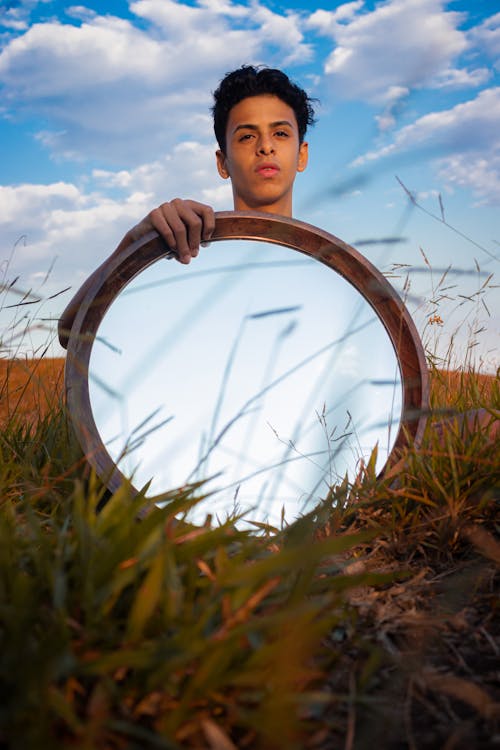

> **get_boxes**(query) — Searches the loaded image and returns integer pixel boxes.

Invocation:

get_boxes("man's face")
[215,94,308,217]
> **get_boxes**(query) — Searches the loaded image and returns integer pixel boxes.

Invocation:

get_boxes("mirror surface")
[89,239,402,527]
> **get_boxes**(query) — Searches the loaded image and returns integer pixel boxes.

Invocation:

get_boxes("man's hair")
[212,65,316,153]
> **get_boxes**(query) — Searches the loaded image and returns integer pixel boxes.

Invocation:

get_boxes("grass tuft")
[0,251,498,747]
[0,355,498,748]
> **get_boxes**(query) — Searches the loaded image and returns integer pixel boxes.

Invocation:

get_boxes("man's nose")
[257,136,275,154]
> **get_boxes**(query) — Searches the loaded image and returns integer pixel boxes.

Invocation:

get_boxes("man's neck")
[232,195,293,217]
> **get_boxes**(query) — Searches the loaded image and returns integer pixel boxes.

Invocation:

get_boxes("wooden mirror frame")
[63,211,429,495]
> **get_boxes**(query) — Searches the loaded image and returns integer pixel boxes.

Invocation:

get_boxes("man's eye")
[239,133,253,141]
[275,130,289,137]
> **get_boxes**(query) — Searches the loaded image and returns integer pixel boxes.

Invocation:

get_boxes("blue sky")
[1,0,499,369]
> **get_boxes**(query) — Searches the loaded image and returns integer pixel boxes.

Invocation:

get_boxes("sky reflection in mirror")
[89,239,402,528]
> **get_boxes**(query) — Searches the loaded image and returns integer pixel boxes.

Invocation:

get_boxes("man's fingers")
[173,200,216,256]
[150,200,215,264]
[150,204,190,262]
[198,203,216,243]
[172,199,203,257]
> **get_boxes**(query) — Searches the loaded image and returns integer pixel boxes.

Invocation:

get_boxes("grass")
[0,241,499,748]
[0,351,498,749]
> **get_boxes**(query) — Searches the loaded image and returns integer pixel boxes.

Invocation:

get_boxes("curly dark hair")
[212,65,317,153]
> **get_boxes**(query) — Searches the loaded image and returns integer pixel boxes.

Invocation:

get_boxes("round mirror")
[64,212,428,528]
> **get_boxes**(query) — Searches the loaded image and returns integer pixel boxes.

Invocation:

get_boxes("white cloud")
[430,66,491,89]
[353,87,500,164]
[197,0,249,18]
[131,0,244,33]
[352,87,500,205]
[0,18,165,96]
[469,12,500,69]
[201,183,233,205]
[65,6,98,22]
[0,136,234,354]
[306,2,364,34]
[249,4,311,65]
[0,0,311,163]
[437,153,500,206]
[1,16,28,31]
[1,139,229,288]
[0,0,50,32]
[92,169,134,189]
[375,112,395,131]
[0,181,84,225]
[308,0,470,103]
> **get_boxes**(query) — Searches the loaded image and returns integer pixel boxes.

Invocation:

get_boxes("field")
[0,357,64,427]
[0,354,499,749]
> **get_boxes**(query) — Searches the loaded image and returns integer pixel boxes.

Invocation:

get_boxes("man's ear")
[297,141,308,173]
[216,149,230,179]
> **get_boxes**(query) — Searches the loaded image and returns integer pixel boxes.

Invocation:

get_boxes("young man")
[59,66,315,344]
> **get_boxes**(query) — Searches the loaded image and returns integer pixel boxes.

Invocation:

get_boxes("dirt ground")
[320,541,500,750]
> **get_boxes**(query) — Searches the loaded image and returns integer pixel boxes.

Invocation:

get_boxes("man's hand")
[59,198,215,348]
[128,199,216,264]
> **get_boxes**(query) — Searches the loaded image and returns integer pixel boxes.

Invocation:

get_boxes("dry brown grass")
[0,356,64,426]
[429,368,498,410]
[0,353,498,749]
[1,357,494,424]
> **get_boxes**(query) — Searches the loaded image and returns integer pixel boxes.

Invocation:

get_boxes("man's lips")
[256,163,280,177]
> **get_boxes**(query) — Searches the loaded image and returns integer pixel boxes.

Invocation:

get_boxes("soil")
[319,548,500,750]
